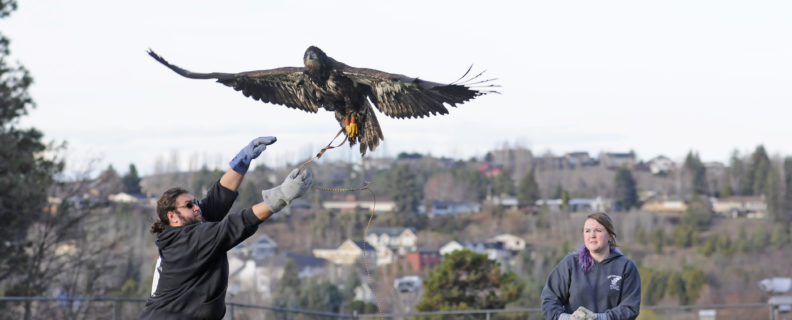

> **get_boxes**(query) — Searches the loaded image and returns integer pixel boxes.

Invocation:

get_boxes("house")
[323,198,395,212]
[488,234,526,251]
[230,234,278,261]
[439,241,464,256]
[439,241,510,266]
[712,195,766,218]
[420,200,481,218]
[312,240,378,266]
[405,250,442,271]
[354,282,376,303]
[365,227,417,255]
[640,199,687,213]
[535,197,612,213]
[250,235,278,260]
[648,155,675,175]
[478,163,503,178]
[227,251,329,301]
[564,152,596,168]
[490,196,519,210]
[599,152,637,169]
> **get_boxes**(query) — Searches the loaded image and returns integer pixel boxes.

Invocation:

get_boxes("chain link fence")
[0,297,780,319]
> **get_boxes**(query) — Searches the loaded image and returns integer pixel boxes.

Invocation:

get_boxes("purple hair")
[577,245,622,273]
[577,245,595,273]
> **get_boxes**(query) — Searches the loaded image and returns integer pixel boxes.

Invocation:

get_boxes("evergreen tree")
[649,227,665,254]
[0,0,63,291]
[671,224,695,248]
[681,194,713,230]
[122,163,142,194]
[750,224,769,252]
[748,145,771,196]
[390,164,421,215]
[613,167,638,211]
[516,171,540,208]
[299,280,343,314]
[665,273,685,304]
[734,224,750,254]
[417,250,523,311]
[784,157,792,222]
[770,224,789,250]
[680,267,706,305]
[492,169,515,197]
[561,189,571,211]
[274,259,302,319]
[639,268,668,305]
[684,150,708,196]
[766,166,786,223]
[728,150,749,195]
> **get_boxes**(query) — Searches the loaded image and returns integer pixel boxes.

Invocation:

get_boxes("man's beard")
[180,212,203,226]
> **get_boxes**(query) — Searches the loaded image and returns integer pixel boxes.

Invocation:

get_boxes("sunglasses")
[176,200,199,210]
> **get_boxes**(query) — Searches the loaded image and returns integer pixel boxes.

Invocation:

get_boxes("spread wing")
[148,49,323,113]
[341,65,498,119]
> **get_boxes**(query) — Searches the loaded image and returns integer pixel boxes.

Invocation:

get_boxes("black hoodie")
[140,181,262,320]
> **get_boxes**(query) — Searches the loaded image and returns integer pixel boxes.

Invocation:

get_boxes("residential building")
[323,199,395,212]
[599,151,637,169]
[648,155,675,175]
[712,195,766,218]
[488,234,526,251]
[405,250,442,271]
[312,240,378,266]
[421,200,481,218]
[365,227,417,255]
[564,152,596,168]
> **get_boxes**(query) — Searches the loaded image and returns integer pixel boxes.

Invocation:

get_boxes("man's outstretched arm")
[220,136,277,191]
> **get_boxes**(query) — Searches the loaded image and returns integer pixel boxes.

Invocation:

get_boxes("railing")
[0,296,783,320]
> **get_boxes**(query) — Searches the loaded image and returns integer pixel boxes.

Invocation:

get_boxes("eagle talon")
[344,115,358,138]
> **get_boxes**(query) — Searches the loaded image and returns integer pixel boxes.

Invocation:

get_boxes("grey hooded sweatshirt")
[541,249,641,320]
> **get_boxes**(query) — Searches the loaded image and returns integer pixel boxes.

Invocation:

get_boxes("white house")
[648,155,675,175]
[365,227,417,255]
[712,195,767,218]
[323,200,395,212]
[355,282,376,303]
[439,240,510,266]
[439,240,464,256]
[419,200,481,217]
[488,234,526,251]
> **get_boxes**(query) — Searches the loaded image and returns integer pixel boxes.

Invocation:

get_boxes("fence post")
[113,300,120,320]
[229,303,235,320]
[486,311,491,320]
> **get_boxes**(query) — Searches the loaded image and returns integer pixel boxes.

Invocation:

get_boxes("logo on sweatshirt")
[608,275,622,290]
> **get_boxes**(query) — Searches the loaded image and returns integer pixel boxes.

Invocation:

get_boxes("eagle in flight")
[148,46,497,155]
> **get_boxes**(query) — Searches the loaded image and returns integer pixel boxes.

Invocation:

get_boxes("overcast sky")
[3,0,791,176]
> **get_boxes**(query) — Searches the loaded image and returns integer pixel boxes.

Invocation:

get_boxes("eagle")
[147,46,497,156]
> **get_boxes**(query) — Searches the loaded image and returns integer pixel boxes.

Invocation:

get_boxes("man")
[140,136,312,319]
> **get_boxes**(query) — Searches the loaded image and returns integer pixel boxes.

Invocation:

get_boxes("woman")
[541,212,641,320]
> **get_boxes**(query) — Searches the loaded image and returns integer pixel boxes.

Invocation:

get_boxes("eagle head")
[303,46,327,72]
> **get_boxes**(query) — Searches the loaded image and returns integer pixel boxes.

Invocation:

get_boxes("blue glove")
[229,136,277,174]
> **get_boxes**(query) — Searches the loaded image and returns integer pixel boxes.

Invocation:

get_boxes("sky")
[2,0,791,176]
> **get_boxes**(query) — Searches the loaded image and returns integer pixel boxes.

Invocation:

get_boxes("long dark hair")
[150,187,188,234]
